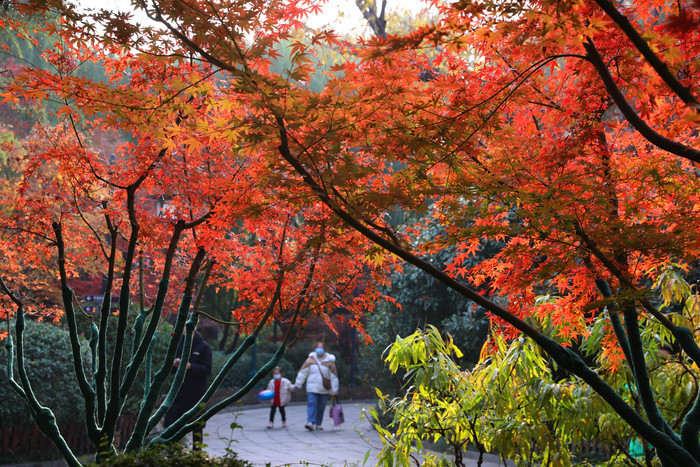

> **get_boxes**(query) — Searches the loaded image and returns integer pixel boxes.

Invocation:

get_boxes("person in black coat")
[164,330,212,449]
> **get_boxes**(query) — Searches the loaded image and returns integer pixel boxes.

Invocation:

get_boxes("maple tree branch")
[277,114,541,336]
[281,124,403,247]
[621,297,681,447]
[192,259,214,316]
[0,295,28,402]
[300,269,364,319]
[447,54,586,158]
[195,310,243,326]
[203,0,248,61]
[586,264,634,367]
[144,69,222,123]
[574,219,700,402]
[497,52,565,112]
[681,383,700,459]
[102,185,143,445]
[591,0,698,108]
[583,38,700,163]
[673,360,699,429]
[163,266,311,444]
[52,221,100,443]
[0,225,56,245]
[572,221,672,326]
[151,217,290,445]
[0,282,80,465]
[276,116,700,464]
[96,213,118,423]
[0,275,22,308]
[131,147,168,190]
[153,264,286,445]
[116,221,185,393]
[139,0,248,78]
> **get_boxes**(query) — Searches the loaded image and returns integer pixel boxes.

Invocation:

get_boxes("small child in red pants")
[267,366,293,428]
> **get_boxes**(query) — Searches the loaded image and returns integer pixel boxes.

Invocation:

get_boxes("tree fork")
[0,280,81,467]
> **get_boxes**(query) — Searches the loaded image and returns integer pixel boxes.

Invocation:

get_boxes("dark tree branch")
[583,38,700,163]
[591,0,699,108]
[52,222,99,443]
[0,277,80,466]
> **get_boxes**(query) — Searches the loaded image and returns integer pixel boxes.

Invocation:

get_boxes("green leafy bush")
[0,320,91,425]
[93,443,252,466]
[210,347,299,391]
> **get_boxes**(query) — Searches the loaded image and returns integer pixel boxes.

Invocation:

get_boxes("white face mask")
[273,374,281,380]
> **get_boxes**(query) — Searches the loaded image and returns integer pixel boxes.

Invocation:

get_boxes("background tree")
[0,6,381,464]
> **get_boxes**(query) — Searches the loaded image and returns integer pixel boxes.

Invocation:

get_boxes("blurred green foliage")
[0,320,91,425]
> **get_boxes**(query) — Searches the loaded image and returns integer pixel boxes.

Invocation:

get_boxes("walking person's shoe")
[282,421,287,428]
[267,422,273,429]
[304,422,314,431]
[315,425,323,431]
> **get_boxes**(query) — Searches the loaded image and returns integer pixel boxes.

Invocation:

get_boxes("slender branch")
[590,274,634,367]
[195,310,244,326]
[572,221,675,329]
[152,270,285,445]
[101,184,141,450]
[96,214,117,424]
[0,278,80,466]
[673,360,699,430]
[151,220,292,444]
[71,188,109,260]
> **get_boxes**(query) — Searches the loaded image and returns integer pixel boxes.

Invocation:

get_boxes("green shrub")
[92,443,252,466]
[0,320,91,425]
[210,351,252,390]
[211,349,298,390]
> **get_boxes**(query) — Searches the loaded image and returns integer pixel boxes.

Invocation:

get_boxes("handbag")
[313,354,332,390]
[329,396,344,426]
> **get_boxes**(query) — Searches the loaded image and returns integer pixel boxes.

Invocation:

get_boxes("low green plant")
[91,442,252,466]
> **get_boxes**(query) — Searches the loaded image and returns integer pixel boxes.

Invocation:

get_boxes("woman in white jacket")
[294,342,339,430]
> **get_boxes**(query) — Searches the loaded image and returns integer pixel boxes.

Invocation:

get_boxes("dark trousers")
[164,403,205,451]
[192,424,203,450]
[269,405,286,422]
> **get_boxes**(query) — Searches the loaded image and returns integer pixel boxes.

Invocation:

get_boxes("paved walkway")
[203,401,504,466]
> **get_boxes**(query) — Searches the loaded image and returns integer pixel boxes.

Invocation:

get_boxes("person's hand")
[173,358,181,368]
[186,362,192,370]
